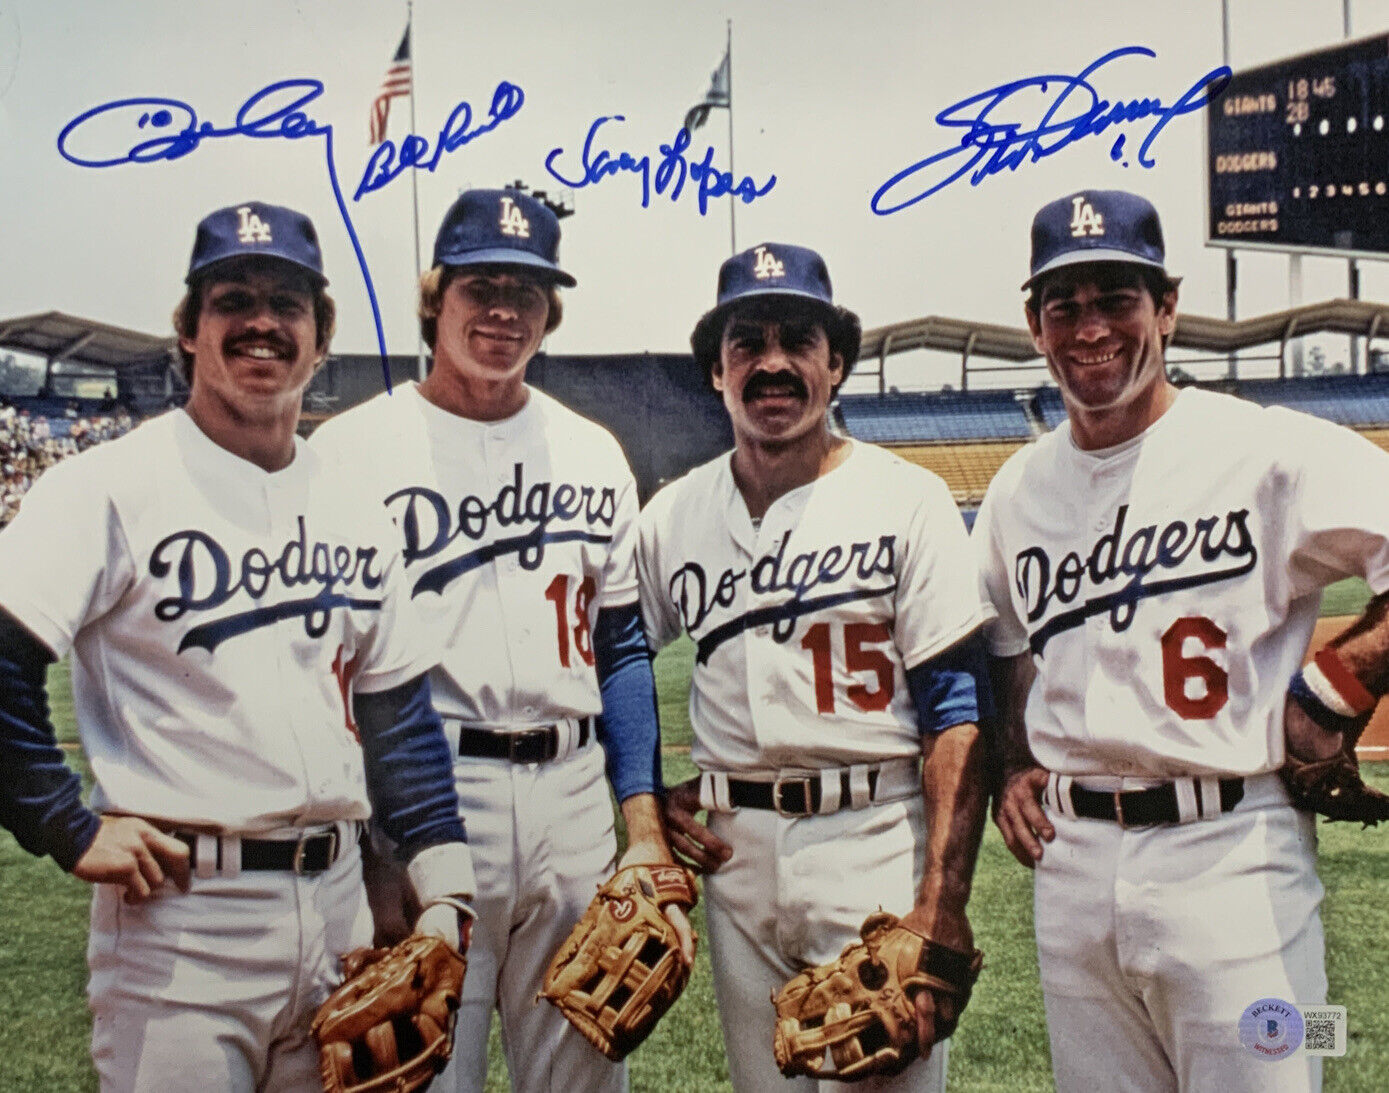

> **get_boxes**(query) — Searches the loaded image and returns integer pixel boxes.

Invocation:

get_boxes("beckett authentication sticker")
[1239,998,1304,1062]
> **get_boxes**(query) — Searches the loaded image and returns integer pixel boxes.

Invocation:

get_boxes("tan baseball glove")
[539,863,699,1061]
[312,934,466,1093]
[772,910,983,1081]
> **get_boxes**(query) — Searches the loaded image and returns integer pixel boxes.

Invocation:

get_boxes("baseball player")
[0,201,476,1092]
[311,187,692,1093]
[638,242,993,1092]
[978,189,1389,1093]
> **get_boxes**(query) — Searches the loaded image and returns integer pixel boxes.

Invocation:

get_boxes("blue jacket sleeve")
[354,673,468,861]
[0,610,101,871]
[906,630,995,735]
[592,602,664,802]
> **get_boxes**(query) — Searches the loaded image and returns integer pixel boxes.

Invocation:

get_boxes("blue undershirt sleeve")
[906,630,995,735]
[592,601,663,802]
[354,673,468,861]
[0,610,101,872]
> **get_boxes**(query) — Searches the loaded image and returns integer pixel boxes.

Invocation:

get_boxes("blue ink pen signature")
[354,81,525,200]
[56,80,331,165]
[871,47,1231,215]
[544,116,776,214]
[57,78,524,392]
[57,79,395,389]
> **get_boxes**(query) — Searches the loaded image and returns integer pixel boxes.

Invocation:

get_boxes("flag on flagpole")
[682,47,730,133]
[369,24,412,145]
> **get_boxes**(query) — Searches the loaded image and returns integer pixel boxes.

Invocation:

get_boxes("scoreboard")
[1207,33,1389,258]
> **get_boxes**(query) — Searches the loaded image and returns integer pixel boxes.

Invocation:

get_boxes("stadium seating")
[1033,386,1068,430]
[1356,428,1389,456]
[837,390,1033,443]
[855,375,1389,446]
[839,374,1389,509]
[883,441,1027,505]
[1238,373,1389,427]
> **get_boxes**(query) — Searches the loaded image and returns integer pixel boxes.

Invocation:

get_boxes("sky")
[2,0,1388,392]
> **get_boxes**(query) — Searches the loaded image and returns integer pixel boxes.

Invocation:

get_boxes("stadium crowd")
[0,400,135,527]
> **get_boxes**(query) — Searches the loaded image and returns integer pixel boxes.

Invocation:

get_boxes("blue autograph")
[871,47,1232,215]
[354,81,525,200]
[545,116,776,214]
[57,78,524,390]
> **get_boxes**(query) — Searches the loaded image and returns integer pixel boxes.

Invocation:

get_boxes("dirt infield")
[1312,617,1389,761]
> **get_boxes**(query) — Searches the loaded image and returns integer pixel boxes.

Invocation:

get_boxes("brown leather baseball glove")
[538,863,698,1061]
[312,934,466,1093]
[772,910,983,1081]
[1282,736,1389,825]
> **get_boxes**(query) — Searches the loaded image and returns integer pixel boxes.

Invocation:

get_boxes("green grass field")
[3,579,1386,1091]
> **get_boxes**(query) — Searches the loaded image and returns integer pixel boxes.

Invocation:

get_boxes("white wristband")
[414,899,475,950]
[407,841,477,907]
[1301,659,1359,718]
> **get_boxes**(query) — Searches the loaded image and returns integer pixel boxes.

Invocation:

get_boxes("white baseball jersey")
[0,408,433,831]
[310,383,640,728]
[314,381,635,1093]
[975,386,1389,778]
[638,439,990,772]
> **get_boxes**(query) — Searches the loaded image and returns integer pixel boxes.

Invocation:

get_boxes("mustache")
[743,371,807,401]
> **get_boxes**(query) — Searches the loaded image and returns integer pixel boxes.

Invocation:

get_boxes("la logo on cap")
[499,196,530,239]
[1069,195,1104,238]
[236,206,273,245]
[752,245,785,280]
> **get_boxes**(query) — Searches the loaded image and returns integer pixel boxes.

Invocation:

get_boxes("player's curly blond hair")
[171,260,336,383]
[418,265,563,351]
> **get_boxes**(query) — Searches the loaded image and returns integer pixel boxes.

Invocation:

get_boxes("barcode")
[1297,1004,1347,1056]
[1305,1020,1336,1051]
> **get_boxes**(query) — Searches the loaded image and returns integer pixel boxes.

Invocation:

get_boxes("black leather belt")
[175,829,340,874]
[457,717,594,763]
[1069,777,1244,827]
[727,769,881,817]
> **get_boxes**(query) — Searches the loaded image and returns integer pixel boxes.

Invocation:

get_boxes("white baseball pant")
[1035,773,1324,1093]
[703,789,948,1093]
[434,737,624,1093]
[87,822,369,1093]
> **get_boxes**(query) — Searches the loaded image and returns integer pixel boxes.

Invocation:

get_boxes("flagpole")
[406,1,426,382]
[725,19,736,255]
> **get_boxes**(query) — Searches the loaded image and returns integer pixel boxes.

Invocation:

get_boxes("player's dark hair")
[1024,263,1180,317]
[172,261,336,383]
[690,299,862,395]
[417,265,564,351]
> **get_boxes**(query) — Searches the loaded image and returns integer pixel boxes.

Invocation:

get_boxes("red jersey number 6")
[1160,616,1228,719]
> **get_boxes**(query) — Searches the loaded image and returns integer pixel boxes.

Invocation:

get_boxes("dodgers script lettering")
[1017,505,1258,655]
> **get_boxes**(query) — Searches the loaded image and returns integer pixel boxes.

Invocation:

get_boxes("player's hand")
[662,776,732,876]
[73,815,191,903]
[911,987,945,1057]
[994,765,1053,868]
[1283,694,1347,764]
[898,905,975,1055]
[362,832,420,947]
[618,839,698,965]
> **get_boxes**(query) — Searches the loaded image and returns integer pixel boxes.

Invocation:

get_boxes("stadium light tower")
[506,179,575,220]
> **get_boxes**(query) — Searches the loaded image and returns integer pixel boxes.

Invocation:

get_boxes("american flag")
[369,25,412,145]
[683,47,730,134]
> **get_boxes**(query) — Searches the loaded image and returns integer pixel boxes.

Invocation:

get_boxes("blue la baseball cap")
[1023,190,1167,289]
[186,201,327,285]
[711,242,836,314]
[690,241,862,379]
[431,188,576,287]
